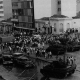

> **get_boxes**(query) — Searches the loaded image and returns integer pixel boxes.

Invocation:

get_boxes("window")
[24,1,30,8]
[29,24,32,28]
[18,2,21,8]
[24,9,28,15]
[12,9,18,15]
[21,2,24,8]
[28,9,32,16]
[67,23,70,29]
[30,1,33,8]
[60,23,64,32]
[0,16,3,18]
[28,16,32,22]
[19,22,24,27]
[58,1,61,5]
[21,16,25,22]
[54,23,56,32]
[24,2,27,8]
[12,2,18,6]
[25,23,28,27]
[18,16,22,22]
[58,8,61,11]
[25,16,28,22]
[74,22,76,24]
[18,9,24,16]
[31,9,33,16]
[23,22,26,27]
[0,1,3,4]
[27,1,30,8]
[13,15,18,19]
[0,6,3,9]
[0,11,3,13]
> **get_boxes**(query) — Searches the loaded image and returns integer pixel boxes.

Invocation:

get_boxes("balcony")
[11,18,18,22]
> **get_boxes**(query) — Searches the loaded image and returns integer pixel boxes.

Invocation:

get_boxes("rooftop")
[40,17,50,20]
[51,14,68,18]
[72,16,80,19]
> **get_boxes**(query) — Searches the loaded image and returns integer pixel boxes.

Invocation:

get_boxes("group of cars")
[0,52,35,68]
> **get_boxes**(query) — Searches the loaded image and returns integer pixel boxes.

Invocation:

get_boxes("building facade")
[35,17,52,34]
[57,0,76,17]
[11,0,35,32]
[52,0,77,17]
[50,16,72,34]
[0,0,12,21]
[72,17,80,32]
[77,0,80,14]
[49,15,80,34]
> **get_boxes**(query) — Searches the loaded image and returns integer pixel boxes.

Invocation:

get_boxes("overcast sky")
[34,0,52,19]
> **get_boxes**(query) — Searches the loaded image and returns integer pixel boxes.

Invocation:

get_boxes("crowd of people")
[0,29,80,60]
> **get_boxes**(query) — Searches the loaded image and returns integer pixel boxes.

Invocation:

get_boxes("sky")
[34,0,52,19]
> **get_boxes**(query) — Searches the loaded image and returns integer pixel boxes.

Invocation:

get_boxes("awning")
[0,22,12,25]
[13,26,35,30]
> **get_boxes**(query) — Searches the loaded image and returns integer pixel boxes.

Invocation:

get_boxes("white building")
[0,0,12,21]
[49,15,80,34]
[34,0,77,19]
[72,17,80,32]
[50,15,73,34]
[60,0,76,17]
[77,0,80,14]
[35,17,51,34]
[35,15,80,34]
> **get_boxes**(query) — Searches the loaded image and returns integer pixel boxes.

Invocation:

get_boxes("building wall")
[12,0,35,29]
[50,18,73,34]
[35,21,45,33]
[63,19,72,31]
[77,0,80,14]
[72,19,80,32]
[0,0,4,21]
[3,0,12,20]
[34,0,52,19]
[35,20,51,34]
[50,19,59,34]
[36,18,80,34]
[0,0,12,21]
[34,0,77,19]
[61,0,76,17]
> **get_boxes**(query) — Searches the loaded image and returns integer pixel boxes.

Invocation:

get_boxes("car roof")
[17,56,29,60]
[13,53,23,55]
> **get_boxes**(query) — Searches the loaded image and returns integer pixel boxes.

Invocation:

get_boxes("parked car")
[14,56,35,68]
[2,54,13,66]
[12,52,23,64]
[13,52,23,57]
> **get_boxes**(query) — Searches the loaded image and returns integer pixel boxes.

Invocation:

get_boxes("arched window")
[67,23,70,29]
[54,23,56,32]
[60,23,64,32]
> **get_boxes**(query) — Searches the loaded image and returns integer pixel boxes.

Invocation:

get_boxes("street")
[0,51,80,80]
